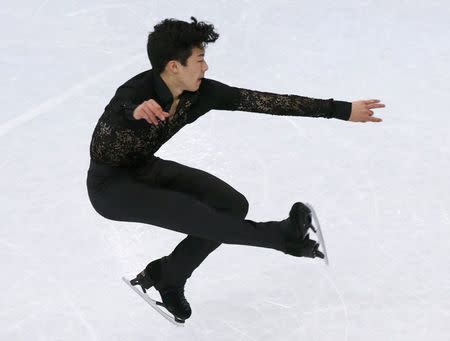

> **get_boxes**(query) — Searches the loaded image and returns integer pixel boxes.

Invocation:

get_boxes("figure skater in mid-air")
[86,16,385,323]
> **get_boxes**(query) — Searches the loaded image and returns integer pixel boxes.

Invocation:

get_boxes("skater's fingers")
[146,106,162,125]
[147,112,160,126]
[147,99,163,112]
[368,116,383,123]
[139,107,159,125]
[147,100,170,121]
[364,99,381,104]
[136,103,164,126]
[141,105,154,118]
[366,103,386,109]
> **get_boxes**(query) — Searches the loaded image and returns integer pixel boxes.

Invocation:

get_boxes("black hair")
[147,16,219,74]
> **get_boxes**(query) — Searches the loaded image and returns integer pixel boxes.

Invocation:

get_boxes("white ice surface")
[1,0,450,340]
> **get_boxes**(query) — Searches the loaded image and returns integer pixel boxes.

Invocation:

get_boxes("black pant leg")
[142,158,251,287]
[86,159,287,288]
[87,173,285,249]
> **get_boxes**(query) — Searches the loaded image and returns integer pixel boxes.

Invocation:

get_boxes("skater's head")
[147,17,217,92]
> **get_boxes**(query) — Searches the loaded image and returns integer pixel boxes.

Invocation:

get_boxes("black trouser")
[86,156,288,290]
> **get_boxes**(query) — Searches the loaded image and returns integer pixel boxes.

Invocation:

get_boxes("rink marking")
[318,269,350,341]
[59,284,101,341]
[262,299,291,309]
[0,54,144,137]
[222,320,258,341]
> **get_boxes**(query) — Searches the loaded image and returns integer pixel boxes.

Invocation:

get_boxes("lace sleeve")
[204,78,351,120]
[236,88,337,118]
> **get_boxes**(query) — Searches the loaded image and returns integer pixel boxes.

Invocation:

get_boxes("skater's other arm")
[104,84,140,121]
[104,71,153,121]
[202,78,385,122]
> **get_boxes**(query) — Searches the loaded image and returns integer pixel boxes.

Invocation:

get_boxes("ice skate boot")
[288,202,316,240]
[281,202,328,262]
[157,286,192,322]
[128,259,192,323]
[284,233,324,259]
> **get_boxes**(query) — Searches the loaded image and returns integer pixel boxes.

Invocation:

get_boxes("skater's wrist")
[121,102,140,121]
[331,100,352,121]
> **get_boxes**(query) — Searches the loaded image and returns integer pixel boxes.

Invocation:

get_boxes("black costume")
[86,69,352,291]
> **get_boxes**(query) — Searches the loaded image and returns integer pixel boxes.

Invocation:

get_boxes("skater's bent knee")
[229,194,249,219]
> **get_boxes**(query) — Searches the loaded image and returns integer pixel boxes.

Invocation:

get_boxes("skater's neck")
[160,72,184,102]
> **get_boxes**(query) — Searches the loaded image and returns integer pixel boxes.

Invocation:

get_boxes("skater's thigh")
[135,157,249,217]
[89,174,250,238]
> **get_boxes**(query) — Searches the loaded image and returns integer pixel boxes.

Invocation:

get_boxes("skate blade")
[303,203,329,266]
[122,277,185,327]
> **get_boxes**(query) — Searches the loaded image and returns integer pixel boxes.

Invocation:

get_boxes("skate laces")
[166,286,190,308]
[175,287,189,306]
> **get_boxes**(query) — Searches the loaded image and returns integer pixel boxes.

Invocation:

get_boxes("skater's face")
[171,46,209,92]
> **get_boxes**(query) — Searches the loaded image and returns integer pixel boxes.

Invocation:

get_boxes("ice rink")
[1,0,449,340]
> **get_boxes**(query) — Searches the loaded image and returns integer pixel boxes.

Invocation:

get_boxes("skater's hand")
[133,99,170,125]
[349,99,385,123]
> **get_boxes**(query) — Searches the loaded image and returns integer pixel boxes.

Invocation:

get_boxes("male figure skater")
[86,17,385,323]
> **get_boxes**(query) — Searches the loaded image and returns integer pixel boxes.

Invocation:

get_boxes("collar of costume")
[152,70,200,111]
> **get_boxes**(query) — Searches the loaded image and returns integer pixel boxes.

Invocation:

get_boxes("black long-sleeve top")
[89,69,352,167]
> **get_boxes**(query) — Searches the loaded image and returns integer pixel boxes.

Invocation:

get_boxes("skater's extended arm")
[201,78,350,120]
[202,78,385,122]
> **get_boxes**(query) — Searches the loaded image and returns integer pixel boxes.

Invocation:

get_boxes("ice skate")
[284,233,324,259]
[123,259,192,325]
[282,202,329,264]
[288,202,316,240]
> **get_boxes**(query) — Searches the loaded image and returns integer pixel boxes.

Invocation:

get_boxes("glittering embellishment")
[90,95,195,167]
[235,88,333,118]
[89,81,338,168]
